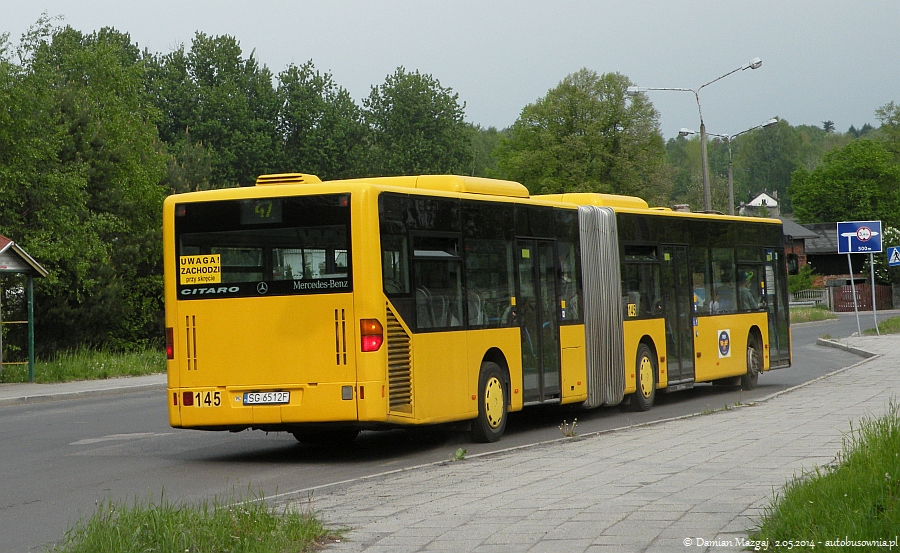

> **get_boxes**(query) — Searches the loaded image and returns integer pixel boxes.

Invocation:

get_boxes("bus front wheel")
[630,343,657,411]
[742,333,762,390]
[471,362,508,443]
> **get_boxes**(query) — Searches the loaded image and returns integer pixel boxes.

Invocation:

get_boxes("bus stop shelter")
[0,236,48,382]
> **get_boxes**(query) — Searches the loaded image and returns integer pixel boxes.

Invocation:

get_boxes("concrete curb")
[816,337,878,358]
[0,380,165,407]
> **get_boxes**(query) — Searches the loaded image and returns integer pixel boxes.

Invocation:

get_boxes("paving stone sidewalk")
[295,335,898,553]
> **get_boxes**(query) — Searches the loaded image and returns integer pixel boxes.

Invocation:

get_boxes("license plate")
[243,391,290,405]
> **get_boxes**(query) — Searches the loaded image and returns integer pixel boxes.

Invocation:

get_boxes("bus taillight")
[360,319,383,352]
[165,327,174,360]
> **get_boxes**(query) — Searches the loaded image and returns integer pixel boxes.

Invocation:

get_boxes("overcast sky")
[4,1,899,138]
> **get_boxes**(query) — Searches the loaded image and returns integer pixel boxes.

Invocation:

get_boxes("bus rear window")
[174,194,351,299]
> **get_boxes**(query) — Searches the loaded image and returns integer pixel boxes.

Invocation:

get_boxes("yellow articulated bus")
[163,173,791,443]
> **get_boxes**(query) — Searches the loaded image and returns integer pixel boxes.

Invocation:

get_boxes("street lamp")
[627,57,763,211]
[679,117,778,215]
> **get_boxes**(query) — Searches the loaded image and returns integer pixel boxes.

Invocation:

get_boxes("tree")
[495,69,670,203]
[0,21,169,353]
[277,61,368,180]
[147,33,282,188]
[875,101,900,154]
[791,139,900,228]
[364,67,473,176]
[822,120,835,133]
[666,135,708,209]
[470,125,504,178]
[729,119,800,212]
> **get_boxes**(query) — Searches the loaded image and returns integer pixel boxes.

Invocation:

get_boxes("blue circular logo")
[718,330,731,356]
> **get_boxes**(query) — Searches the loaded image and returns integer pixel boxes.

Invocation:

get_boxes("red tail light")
[360,319,383,352]
[165,327,174,359]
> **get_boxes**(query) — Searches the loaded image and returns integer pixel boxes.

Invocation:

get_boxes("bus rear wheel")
[630,343,657,411]
[742,333,762,390]
[471,362,508,443]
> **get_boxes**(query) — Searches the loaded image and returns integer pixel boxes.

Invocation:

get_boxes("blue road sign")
[889,246,900,267]
[837,221,883,254]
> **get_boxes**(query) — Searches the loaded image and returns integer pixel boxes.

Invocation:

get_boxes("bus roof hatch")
[255,173,323,186]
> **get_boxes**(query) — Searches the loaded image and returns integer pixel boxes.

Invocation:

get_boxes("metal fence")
[789,289,828,307]
[790,286,894,311]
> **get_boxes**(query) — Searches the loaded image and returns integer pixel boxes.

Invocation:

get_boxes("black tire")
[471,361,508,443]
[630,343,657,412]
[742,333,762,390]
[292,428,360,446]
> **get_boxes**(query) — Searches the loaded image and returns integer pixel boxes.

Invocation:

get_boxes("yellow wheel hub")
[484,376,504,429]
[639,356,654,398]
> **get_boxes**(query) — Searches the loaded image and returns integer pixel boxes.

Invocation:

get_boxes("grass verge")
[750,401,900,549]
[863,315,900,335]
[789,305,838,324]
[0,347,164,384]
[49,493,340,553]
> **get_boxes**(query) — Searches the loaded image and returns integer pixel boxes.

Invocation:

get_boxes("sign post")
[837,221,882,336]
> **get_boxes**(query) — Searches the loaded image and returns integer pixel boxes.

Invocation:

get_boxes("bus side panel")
[559,324,587,404]
[466,327,522,412]
[163,197,181,427]
[693,312,768,382]
[410,331,471,424]
[622,318,666,394]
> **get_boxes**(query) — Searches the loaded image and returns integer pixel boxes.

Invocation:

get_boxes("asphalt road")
[0,313,883,553]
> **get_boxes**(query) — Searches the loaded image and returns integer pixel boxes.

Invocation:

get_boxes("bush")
[788,264,816,294]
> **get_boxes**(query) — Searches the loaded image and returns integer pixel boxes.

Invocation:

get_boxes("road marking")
[70,432,170,446]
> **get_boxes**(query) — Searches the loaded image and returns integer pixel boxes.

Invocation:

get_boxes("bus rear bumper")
[167,383,364,429]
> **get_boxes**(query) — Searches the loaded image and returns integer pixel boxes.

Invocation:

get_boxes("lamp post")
[679,117,778,215]
[627,57,763,211]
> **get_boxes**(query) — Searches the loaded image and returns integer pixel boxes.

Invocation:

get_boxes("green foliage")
[496,70,671,203]
[0,21,168,354]
[364,67,473,176]
[277,61,368,180]
[788,306,836,324]
[147,32,283,189]
[0,347,164,384]
[788,264,816,294]
[863,315,900,335]
[665,136,701,207]
[791,140,900,229]
[51,493,336,553]
[470,125,504,178]
[732,119,800,212]
[875,100,900,153]
[751,402,900,546]
[451,447,467,461]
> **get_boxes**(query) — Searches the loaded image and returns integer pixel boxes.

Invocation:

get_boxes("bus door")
[661,245,695,385]
[765,248,791,368]
[516,240,561,403]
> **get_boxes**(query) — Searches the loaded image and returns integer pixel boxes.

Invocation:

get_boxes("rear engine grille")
[386,307,412,413]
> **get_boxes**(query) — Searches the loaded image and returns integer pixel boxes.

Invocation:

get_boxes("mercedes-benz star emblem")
[256,282,269,294]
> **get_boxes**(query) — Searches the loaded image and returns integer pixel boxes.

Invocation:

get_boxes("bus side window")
[691,247,711,314]
[413,235,463,330]
[711,248,736,313]
[381,234,409,294]
[463,239,515,328]
[557,241,581,322]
